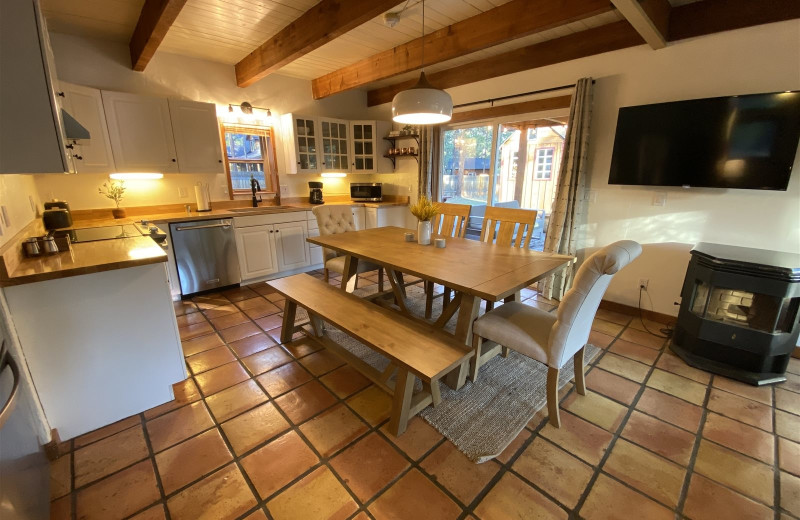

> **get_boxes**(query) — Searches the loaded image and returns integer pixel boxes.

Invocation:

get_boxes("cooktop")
[58,225,141,243]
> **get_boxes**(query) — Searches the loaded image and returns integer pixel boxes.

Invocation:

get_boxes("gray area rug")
[295,281,599,463]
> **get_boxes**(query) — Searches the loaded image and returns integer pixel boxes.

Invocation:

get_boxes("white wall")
[34,33,415,208]
[440,20,800,316]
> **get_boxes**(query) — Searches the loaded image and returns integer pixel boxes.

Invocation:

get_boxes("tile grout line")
[772,383,781,520]
[131,412,172,520]
[673,372,713,516]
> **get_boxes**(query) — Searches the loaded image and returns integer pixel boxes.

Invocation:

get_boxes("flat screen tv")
[608,91,800,190]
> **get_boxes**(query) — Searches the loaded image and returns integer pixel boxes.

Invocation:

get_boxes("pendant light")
[391,0,452,125]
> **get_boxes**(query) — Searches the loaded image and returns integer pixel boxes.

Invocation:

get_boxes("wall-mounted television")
[608,91,800,190]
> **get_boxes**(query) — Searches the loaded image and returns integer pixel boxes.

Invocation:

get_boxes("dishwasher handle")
[175,222,232,232]
[0,341,20,430]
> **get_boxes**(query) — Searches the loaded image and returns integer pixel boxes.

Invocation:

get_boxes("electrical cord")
[638,286,674,339]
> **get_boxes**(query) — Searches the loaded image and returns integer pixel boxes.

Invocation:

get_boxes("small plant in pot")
[410,195,439,245]
[98,180,127,219]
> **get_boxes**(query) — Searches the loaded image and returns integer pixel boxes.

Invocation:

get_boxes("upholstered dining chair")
[312,205,383,292]
[425,203,472,318]
[479,206,540,312]
[471,240,642,428]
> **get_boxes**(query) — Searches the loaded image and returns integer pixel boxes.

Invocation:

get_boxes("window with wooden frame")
[221,124,279,197]
[533,146,555,180]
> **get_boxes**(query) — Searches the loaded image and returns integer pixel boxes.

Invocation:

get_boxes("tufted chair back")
[548,240,641,368]
[312,205,357,262]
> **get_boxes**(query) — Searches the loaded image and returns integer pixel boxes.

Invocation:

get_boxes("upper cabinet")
[59,82,116,174]
[281,114,320,174]
[349,120,392,174]
[168,99,225,174]
[0,0,74,173]
[319,117,350,172]
[102,91,179,173]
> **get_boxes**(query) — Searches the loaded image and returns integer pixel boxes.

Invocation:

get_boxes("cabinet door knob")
[218,159,222,163]
[269,230,273,233]
[57,91,65,97]
[74,155,83,160]
[172,158,176,162]
[276,230,280,233]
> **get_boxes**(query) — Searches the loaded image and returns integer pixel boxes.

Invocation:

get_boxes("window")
[533,147,555,180]
[222,124,277,194]
[440,125,494,204]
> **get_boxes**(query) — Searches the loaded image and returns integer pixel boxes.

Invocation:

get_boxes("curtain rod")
[452,81,593,110]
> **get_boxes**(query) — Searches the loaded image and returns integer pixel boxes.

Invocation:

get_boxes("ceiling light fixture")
[109,173,163,180]
[391,0,452,125]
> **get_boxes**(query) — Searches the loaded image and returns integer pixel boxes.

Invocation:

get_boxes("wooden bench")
[268,273,473,436]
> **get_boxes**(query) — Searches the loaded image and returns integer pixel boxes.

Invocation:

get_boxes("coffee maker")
[308,181,324,204]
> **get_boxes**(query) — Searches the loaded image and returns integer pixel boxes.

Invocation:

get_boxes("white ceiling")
[41,0,706,84]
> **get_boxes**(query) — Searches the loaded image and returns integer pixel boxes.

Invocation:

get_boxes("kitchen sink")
[227,206,296,213]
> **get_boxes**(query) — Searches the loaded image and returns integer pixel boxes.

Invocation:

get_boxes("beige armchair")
[471,240,642,427]
[311,205,383,291]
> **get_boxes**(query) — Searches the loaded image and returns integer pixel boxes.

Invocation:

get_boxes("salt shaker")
[23,238,40,257]
[42,236,59,254]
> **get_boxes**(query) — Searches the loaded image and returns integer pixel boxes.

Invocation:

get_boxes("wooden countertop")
[0,199,408,287]
[0,236,167,287]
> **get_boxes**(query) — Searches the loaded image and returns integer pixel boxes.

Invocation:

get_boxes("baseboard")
[599,299,676,325]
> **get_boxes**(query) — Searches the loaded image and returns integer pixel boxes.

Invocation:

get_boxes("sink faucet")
[250,176,262,208]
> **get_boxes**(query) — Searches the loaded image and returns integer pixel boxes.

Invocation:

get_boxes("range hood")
[61,109,90,140]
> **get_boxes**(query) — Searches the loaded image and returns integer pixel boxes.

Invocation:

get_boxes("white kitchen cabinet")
[102,91,179,173]
[349,121,393,173]
[0,0,73,173]
[59,82,116,174]
[235,225,279,280]
[281,113,320,174]
[274,221,310,271]
[320,117,350,172]
[351,206,366,230]
[168,99,224,174]
[365,205,410,229]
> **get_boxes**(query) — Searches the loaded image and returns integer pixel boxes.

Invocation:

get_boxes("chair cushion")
[473,302,556,364]
[325,255,381,275]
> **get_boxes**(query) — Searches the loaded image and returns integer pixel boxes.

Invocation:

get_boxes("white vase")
[417,220,432,245]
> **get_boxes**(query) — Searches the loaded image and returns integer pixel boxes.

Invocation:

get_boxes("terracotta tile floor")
[49,271,800,520]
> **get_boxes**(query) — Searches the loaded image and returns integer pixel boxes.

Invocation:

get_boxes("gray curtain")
[418,125,441,198]
[540,77,594,300]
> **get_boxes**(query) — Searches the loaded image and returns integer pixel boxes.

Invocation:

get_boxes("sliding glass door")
[439,117,567,250]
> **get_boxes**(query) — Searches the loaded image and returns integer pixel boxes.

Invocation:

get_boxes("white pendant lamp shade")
[392,72,453,125]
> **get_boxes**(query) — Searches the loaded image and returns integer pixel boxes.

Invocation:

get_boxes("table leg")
[444,294,480,390]
[384,268,409,314]
[340,255,359,292]
[503,291,521,303]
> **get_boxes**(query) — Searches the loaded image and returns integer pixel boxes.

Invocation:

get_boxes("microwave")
[350,183,382,202]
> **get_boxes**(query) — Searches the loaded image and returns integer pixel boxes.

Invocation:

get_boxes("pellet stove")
[671,243,800,385]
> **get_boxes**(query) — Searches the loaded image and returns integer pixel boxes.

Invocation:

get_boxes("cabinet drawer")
[234,211,307,228]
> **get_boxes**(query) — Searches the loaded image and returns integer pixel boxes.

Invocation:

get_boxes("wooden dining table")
[307,226,574,388]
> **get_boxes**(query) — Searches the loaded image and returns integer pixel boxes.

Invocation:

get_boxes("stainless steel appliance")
[309,181,324,204]
[351,182,382,202]
[169,219,240,296]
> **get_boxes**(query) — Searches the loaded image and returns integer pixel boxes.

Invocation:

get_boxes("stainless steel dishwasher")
[169,219,241,296]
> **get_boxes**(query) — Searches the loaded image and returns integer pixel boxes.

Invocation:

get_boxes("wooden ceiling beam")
[129,0,188,71]
[611,0,671,49]
[235,0,406,88]
[668,0,800,41]
[311,0,614,100]
[449,96,573,124]
[367,21,643,107]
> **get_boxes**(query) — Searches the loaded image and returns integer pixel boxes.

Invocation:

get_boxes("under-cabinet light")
[321,172,347,178]
[109,173,164,180]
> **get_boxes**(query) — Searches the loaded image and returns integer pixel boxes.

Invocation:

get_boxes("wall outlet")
[639,278,649,291]
[652,192,667,206]
[178,187,188,198]
[29,195,36,213]
[280,184,289,197]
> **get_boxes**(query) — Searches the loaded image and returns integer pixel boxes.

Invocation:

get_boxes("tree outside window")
[222,124,278,196]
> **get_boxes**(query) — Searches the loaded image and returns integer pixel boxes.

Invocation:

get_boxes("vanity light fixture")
[109,173,164,180]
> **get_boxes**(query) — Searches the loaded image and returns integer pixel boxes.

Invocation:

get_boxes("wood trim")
[598,299,676,325]
[668,0,800,42]
[129,0,188,71]
[367,21,643,107]
[312,0,613,100]
[234,0,406,88]
[449,95,573,124]
[611,0,671,49]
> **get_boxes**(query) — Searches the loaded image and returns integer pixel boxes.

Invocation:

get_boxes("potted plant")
[98,180,127,218]
[409,195,439,245]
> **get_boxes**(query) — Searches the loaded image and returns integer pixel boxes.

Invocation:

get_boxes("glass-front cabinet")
[320,117,350,172]
[350,121,375,173]
[280,113,320,174]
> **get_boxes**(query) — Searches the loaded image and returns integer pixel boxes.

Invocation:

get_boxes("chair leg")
[574,347,586,395]
[546,367,561,428]
[471,333,483,382]
[323,268,329,283]
[378,267,384,292]
[501,346,510,358]
[425,281,433,319]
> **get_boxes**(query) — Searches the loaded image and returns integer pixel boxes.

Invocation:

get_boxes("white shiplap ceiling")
[41,0,706,84]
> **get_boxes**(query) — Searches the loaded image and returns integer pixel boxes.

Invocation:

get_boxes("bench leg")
[389,368,415,436]
[378,267,384,292]
[280,300,298,344]
[547,366,561,428]
[430,380,442,407]
[309,314,325,337]
[380,363,397,384]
